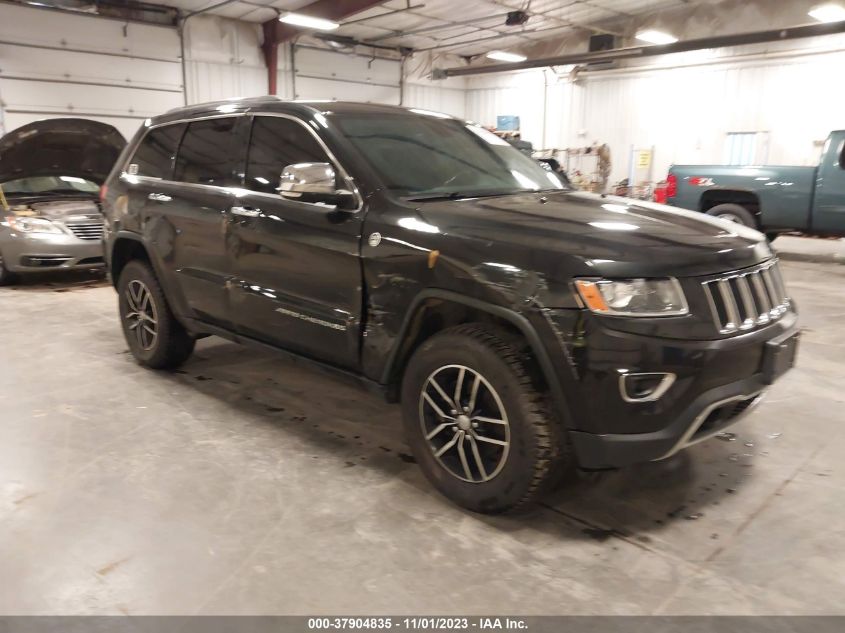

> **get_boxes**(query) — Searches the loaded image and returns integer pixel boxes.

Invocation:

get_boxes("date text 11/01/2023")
[307,617,528,630]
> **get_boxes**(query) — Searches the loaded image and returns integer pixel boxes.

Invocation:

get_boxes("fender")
[698,187,761,209]
[109,230,194,329]
[380,288,576,431]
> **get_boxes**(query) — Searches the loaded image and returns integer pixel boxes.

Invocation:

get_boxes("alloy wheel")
[124,279,159,351]
[419,364,511,483]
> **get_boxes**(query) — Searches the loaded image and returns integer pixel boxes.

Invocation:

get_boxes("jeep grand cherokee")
[101,99,799,513]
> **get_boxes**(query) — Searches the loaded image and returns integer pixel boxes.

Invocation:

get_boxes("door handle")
[147,193,172,202]
[230,205,260,218]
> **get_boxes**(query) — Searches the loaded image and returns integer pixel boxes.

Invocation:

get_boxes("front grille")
[66,221,104,241]
[702,260,789,334]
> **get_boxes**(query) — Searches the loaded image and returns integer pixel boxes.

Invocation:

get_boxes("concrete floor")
[1,261,843,615]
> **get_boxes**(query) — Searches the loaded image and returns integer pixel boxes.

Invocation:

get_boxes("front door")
[228,114,363,369]
[812,131,845,234]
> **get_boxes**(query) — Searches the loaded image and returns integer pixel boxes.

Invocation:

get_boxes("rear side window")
[174,117,240,187]
[129,124,185,179]
[246,116,329,194]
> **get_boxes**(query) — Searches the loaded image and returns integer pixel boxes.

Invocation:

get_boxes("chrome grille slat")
[760,268,783,317]
[734,276,757,330]
[717,280,740,332]
[770,266,787,302]
[702,261,789,334]
[66,221,105,241]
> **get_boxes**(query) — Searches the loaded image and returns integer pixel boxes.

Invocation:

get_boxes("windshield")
[0,176,99,196]
[333,113,568,198]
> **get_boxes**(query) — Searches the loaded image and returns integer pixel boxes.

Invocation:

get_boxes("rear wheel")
[706,203,756,228]
[401,324,569,514]
[117,260,195,369]
[0,250,19,286]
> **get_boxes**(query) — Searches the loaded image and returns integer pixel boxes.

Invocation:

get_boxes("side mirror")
[278,162,355,208]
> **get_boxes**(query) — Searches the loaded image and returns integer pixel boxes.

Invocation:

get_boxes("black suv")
[102,98,799,513]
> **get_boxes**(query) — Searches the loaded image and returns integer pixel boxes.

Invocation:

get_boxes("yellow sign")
[636,150,652,168]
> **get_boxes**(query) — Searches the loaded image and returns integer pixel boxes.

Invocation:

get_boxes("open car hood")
[0,118,126,185]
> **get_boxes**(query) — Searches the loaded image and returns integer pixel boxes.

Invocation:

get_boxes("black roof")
[151,97,452,126]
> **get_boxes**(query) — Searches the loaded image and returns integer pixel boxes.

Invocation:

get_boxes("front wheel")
[400,324,568,514]
[117,260,195,369]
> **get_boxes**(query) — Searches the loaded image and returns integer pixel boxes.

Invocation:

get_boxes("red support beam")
[261,0,389,95]
[262,20,279,95]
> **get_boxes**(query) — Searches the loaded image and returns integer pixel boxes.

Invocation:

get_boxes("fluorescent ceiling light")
[635,29,678,45]
[486,50,527,62]
[808,3,845,22]
[279,13,339,30]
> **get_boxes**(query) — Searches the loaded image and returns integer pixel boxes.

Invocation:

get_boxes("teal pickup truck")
[667,130,845,239]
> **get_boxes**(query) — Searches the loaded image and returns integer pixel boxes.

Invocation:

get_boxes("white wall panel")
[0,3,180,60]
[465,39,845,185]
[1,78,182,117]
[0,44,181,91]
[182,15,280,104]
[570,52,845,183]
[295,77,400,104]
[0,3,181,137]
[293,46,400,104]
[465,71,546,147]
[184,61,267,104]
[295,47,400,88]
[402,84,466,118]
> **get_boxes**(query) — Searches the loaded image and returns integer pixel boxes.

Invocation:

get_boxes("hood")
[0,118,126,185]
[412,191,773,278]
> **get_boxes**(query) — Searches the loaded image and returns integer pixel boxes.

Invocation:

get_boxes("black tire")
[117,259,195,369]
[706,203,757,228]
[0,250,19,286]
[400,324,569,514]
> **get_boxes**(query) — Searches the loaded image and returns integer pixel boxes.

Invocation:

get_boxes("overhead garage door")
[0,3,184,140]
[293,46,400,104]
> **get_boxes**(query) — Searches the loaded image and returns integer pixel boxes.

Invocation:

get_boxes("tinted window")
[334,114,565,197]
[130,124,185,179]
[246,116,329,194]
[174,117,240,187]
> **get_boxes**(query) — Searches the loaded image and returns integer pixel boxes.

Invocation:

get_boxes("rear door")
[164,116,245,327]
[812,132,845,234]
[120,121,186,289]
[227,114,364,369]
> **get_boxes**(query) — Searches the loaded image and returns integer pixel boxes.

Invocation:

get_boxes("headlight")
[574,278,688,316]
[6,216,63,234]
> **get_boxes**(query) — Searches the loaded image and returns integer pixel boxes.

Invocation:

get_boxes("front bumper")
[570,378,768,469]
[0,232,104,272]
[544,309,799,469]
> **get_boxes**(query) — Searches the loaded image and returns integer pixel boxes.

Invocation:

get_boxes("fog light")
[619,372,676,402]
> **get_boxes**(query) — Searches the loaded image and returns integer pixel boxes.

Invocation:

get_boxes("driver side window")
[246,116,330,194]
